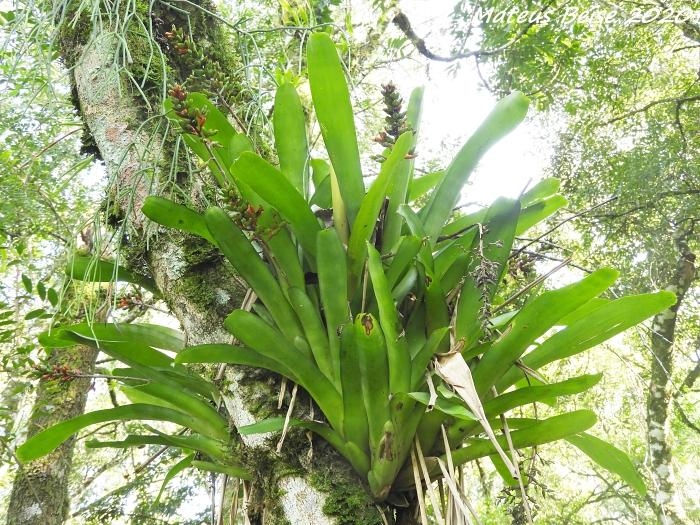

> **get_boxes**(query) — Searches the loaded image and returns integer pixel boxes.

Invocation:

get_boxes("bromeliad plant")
[19,33,673,505]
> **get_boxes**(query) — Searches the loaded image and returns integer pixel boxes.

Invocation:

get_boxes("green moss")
[308,446,384,525]
[56,0,94,68]
[238,446,296,525]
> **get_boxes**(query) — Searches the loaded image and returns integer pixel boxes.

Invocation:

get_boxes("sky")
[381,2,553,209]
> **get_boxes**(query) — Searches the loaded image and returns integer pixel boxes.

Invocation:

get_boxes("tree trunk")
[646,232,696,525]
[6,342,99,525]
[56,8,383,524]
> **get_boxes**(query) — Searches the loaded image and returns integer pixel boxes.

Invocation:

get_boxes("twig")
[392,9,542,62]
[493,258,571,313]
[510,196,618,259]
[600,94,700,126]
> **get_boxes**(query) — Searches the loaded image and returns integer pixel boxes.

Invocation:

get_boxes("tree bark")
[646,232,696,525]
[6,342,99,525]
[60,14,382,525]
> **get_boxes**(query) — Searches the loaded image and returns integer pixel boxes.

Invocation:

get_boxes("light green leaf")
[192,460,251,480]
[498,291,676,390]
[420,92,529,243]
[484,374,603,417]
[472,268,619,396]
[39,323,184,352]
[230,153,320,259]
[17,404,217,462]
[154,454,194,505]
[307,33,364,223]
[274,82,308,196]
[566,433,646,495]
[205,207,303,341]
[347,132,413,289]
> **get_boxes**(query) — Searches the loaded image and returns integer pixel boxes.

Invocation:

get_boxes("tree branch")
[600,94,700,126]
[392,9,540,63]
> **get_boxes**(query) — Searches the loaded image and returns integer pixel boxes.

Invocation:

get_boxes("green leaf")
[192,460,251,480]
[367,244,410,394]
[39,323,185,352]
[407,170,443,203]
[310,159,332,207]
[288,287,334,382]
[176,343,299,383]
[338,325,369,449]
[273,82,309,196]
[112,367,215,399]
[47,288,58,307]
[410,328,449,389]
[230,153,320,259]
[347,132,413,289]
[224,310,343,430]
[21,274,32,293]
[484,374,603,417]
[66,256,158,294]
[566,433,646,495]
[519,178,560,206]
[142,196,215,243]
[17,404,219,462]
[498,291,677,390]
[420,92,529,243]
[351,313,390,450]
[154,453,194,505]
[396,410,597,488]
[472,268,619,397]
[36,281,46,300]
[121,382,228,440]
[238,416,370,475]
[307,33,364,223]
[86,435,225,461]
[382,87,424,252]
[406,392,475,421]
[317,228,350,384]
[516,195,568,234]
[166,92,237,185]
[385,236,423,289]
[25,308,46,320]
[454,198,520,345]
[204,207,303,341]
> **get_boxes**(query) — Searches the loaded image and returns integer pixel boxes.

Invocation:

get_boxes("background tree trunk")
[646,231,696,525]
[6,342,99,525]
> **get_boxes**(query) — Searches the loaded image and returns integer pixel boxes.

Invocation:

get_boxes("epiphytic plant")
[19,33,673,510]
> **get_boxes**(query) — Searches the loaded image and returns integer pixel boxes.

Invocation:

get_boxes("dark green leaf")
[25,308,46,320]
[142,196,214,243]
[21,274,32,293]
[66,256,158,294]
